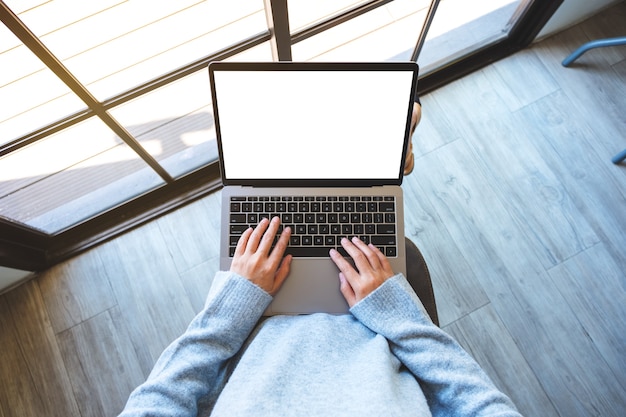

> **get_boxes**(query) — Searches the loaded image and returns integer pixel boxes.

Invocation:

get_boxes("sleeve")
[350,274,522,417]
[118,271,272,417]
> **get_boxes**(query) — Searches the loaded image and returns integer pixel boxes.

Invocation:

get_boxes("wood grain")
[445,304,559,417]
[0,280,81,416]
[58,307,144,417]
[402,172,490,326]
[37,248,117,333]
[0,295,46,416]
[97,221,197,375]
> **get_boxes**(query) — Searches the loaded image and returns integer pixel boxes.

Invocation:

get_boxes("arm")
[330,237,521,417]
[119,273,272,417]
[352,276,521,416]
[119,217,292,416]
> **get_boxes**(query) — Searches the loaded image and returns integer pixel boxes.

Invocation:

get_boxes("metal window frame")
[0,0,562,271]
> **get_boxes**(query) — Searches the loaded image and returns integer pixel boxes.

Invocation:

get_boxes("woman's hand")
[329,237,395,307]
[230,217,292,296]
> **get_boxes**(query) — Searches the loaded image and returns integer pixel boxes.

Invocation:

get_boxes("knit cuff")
[200,271,273,331]
[350,273,432,334]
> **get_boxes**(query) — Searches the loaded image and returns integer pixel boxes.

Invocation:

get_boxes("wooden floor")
[2,3,626,416]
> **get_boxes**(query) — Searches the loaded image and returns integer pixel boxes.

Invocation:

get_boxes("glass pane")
[419,0,527,73]
[4,0,267,101]
[291,0,529,69]
[225,41,273,62]
[0,24,86,145]
[108,41,273,179]
[287,0,369,32]
[108,71,217,179]
[0,117,164,233]
[291,0,430,61]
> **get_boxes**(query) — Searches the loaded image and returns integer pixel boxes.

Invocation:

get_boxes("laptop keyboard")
[229,195,397,258]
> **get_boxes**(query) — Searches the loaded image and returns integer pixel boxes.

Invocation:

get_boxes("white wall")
[0,266,33,294]
[537,0,623,40]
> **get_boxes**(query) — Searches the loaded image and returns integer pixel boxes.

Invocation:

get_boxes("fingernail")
[329,249,337,256]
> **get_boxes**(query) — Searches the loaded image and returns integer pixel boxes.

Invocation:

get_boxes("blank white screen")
[214,70,414,180]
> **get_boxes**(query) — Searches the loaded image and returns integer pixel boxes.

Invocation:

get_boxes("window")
[0,0,562,270]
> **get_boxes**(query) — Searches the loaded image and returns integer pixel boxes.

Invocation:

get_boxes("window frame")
[0,0,562,271]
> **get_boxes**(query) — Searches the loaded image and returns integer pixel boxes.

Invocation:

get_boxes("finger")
[340,237,376,274]
[234,227,253,257]
[369,243,394,276]
[257,217,281,255]
[269,225,291,263]
[351,237,382,270]
[339,272,356,307]
[329,247,359,282]
[270,255,292,295]
[247,217,270,252]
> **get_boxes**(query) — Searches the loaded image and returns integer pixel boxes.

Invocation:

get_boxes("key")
[230,214,247,223]
[376,224,396,234]
[230,224,249,235]
[285,247,334,257]
[371,235,396,246]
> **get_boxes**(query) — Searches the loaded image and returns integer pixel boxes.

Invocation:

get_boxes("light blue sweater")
[119,272,522,416]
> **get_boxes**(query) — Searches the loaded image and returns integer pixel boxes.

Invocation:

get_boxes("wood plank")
[413,138,626,416]
[534,23,626,163]
[410,91,461,158]
[3,280,81,416]
[410,90,543,277]
[577,1,626,66]
[97,221,197,375]
[58,307,145,417]
[38,248,117,334]
[0,295,46,417]
[156,191,222,276]
[444,304,559,417]
[179,256,220,313]
[614,57,626,84]
[426,68,600,268]
[482,47,560,112]
[516,89,626,271]
[547,243,626,387]
[502,269,626,416]
[402,165,490,326]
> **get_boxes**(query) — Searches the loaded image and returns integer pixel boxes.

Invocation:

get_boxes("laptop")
[209,61,418,315]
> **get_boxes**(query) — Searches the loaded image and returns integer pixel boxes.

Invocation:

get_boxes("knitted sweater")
[119,272,522,416]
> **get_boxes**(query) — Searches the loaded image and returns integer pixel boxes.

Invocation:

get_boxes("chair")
[561,36,626,67]
[405,238,439,326]
[562,36,626,165]
[612,149,626,164]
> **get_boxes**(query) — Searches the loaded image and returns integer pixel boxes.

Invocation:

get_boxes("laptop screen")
[209,62,418,186]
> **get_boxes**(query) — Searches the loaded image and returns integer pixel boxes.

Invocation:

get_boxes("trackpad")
[265,258,349,315]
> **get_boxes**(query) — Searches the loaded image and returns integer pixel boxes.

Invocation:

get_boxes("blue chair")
[562,36,626,164]
[612,149,626,164]
[562,36,626,67]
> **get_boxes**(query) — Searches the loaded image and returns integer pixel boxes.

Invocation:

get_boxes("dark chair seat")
[405,238,439,326]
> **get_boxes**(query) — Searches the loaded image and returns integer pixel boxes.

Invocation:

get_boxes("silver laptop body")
[209,61,418,315]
